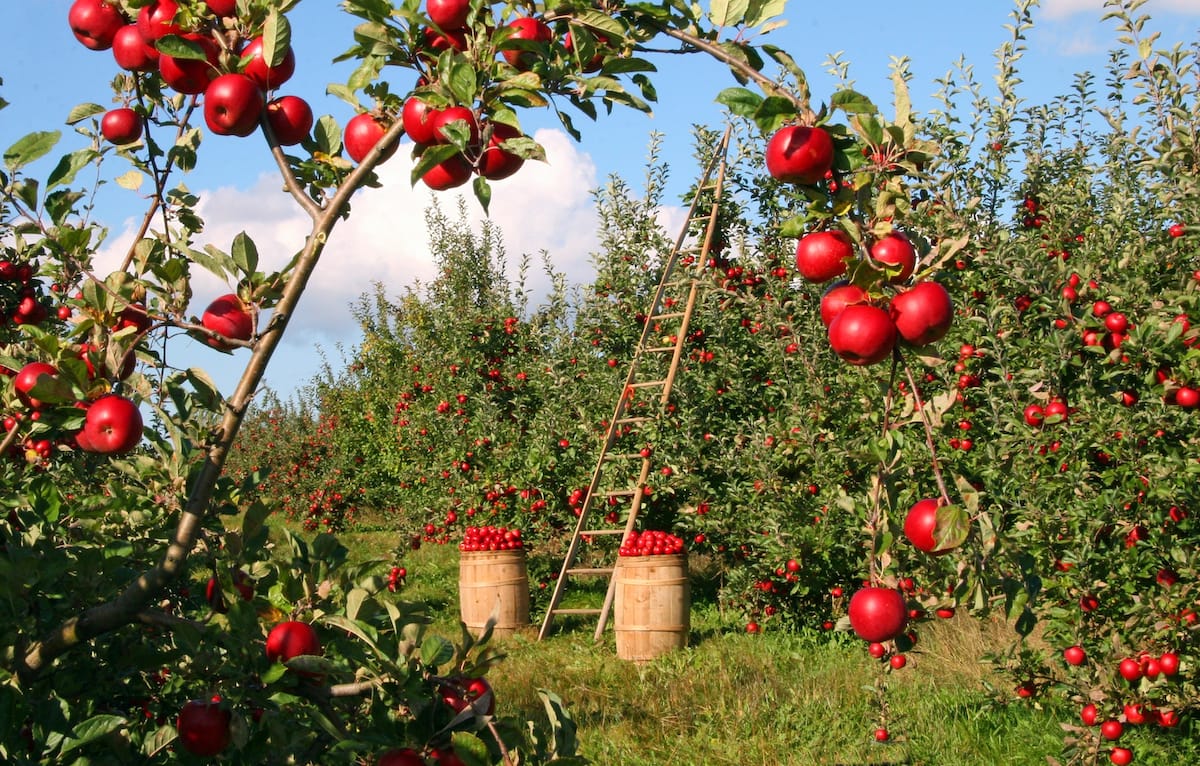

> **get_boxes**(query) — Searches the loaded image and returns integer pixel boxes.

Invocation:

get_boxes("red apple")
[827,303,896,366]
[847,586,908,642]
[501,17,553,70]
[136,0,182,43]
[266,621,322,664]
[101,108,143,145]
[903,498,955,555]
[158,33,220,94]
[176,700,231,757]
[870,231,917,283]
[422,154,473,190]
[795,230,854,284]
[477,123,525,180]
[440,676,495,715]
[201,293,254,350]
[206,0,238,17]
[266,95,313,146]
[819,281,868,327]
[764,125,835,185]
[402,97,440,145]
[81,393,143,455]
[112,24,158,71]
[13,362,60,410]
[240,36,297,91]
[69,0,126,51]
[344,113,397,164]
[427,0,471,30]
[1174,386,1199,408]
[429,105,479,145]
[204,74,265,137]
[1063,645,1086,666]
[422,26,469,53]
[890,281,953,345]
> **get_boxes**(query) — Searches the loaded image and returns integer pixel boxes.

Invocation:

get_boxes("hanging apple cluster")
[763,124,954,366]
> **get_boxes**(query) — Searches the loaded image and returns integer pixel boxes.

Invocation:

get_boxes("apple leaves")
[4,131,60,172]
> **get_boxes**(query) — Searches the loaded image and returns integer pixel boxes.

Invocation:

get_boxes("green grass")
[271,524,1198,766]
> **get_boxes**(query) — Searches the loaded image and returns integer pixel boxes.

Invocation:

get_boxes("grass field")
[297,526,1196,766]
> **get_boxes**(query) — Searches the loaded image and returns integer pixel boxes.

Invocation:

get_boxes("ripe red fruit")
[427,0,471,30]
[429,105,480,145]
[903,498,955,555]
[1081,703,1099,726]
[889,653,907,670]
[827,304,897,366]
[1044,399,1069,423]
[890,281,953,345]
[1157,651,1179,676]
[873,727,890,742]
[1104,312,1129,333]
[421,154,473,190]
[69,0,126,51]
[204,74,265,137]
[206,0,238,16]
[266,95,314,146]
[764,125,835,185]
[201,293,254,350]
[439,676,495,715]
[241,36,297,91]
[1174,386,1199,408]
[1109,747,1132,766]
[745,620,760,634]
[795,230,854,284]
[345,113,397,164]
[501,17,554,70]
[870,232,917,283]
[101,108,142,145]
[820,281,868,327]
[1169,223,1186,238]
[1063,645,1086,666]
[81,394,143,455]
[176,700,231,757]
[205,569,253,613]
[158,34,220,94]
[1118,658,1143,682]
[14,362,59,410]
[477,123,525,180]
[1092,300,1113,318]
[137,0,181,43]
[1023,404,1044,427]
[379,749,426,766]
[847,587,907,643]
[867,642,886,659]
[402,97,440,145]
[1100,719,1123,740]
[265,621,321,664]
[111,24,158,71]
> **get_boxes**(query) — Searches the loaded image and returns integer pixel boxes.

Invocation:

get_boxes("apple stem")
[900,356,952,505]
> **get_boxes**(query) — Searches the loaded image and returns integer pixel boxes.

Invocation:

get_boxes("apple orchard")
[2,0,1199,764]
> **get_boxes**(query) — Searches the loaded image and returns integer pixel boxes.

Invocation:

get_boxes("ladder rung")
[581,529,625,536]
[652,311,686,320]
[614,416,651,425]
[566,567,615,576]
[644,346,676,353]
[607,452,647,460]
[605,489,637,497]
[629,380,665,389]
[552,608,603,616]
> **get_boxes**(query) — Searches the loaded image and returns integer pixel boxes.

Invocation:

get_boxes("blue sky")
[3,0,1199,398]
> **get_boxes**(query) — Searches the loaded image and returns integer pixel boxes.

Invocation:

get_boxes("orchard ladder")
[538,126,732,641]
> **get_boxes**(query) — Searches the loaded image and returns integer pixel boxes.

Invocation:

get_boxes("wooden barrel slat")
[459,550,530,638]
[614,553,690,661]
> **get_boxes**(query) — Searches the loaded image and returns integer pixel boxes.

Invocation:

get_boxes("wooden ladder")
[537,127,732,641]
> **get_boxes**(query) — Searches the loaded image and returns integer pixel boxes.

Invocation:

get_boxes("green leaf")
[47,149,97,190]
[155,34,208,60]
[445,54,478,106]
[61,714,127,755]
[778,214,809,238]
[115,170,144,190]
[231,232,260,275]
[709,0,749,27]
[325,84,360,110]
[314,115,342,156]
[263,10,293,68]
[830,89,878,115]
[66,103,106,125]
[473,175,491,215]
[5,130,60,171]
[715,87,763,118]
[44,189,84,226]
[420,634,455,667]
[746,0,788,27]
[933,505,969,551]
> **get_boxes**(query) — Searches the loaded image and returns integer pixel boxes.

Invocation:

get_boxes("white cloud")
[96,129,609,393]
[1040,0,1200,19]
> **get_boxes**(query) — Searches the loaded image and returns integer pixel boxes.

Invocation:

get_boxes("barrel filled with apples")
[613,530,691,661]
[457,526,530,637]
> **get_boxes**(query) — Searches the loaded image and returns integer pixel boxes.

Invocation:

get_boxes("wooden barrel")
[458,549,530,638]
[614,554,690,661]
